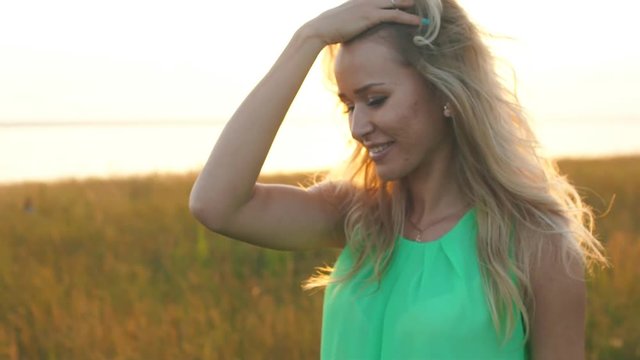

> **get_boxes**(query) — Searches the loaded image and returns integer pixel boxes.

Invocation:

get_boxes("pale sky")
[0,0,639,125]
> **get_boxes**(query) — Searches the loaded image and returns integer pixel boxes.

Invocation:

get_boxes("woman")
[189,0,609,358]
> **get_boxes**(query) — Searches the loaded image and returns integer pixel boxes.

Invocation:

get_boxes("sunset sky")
[1,0,638,125]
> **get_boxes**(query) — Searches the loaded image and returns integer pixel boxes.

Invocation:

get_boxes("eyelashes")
[368,97,387,107]
[342,96,388,114]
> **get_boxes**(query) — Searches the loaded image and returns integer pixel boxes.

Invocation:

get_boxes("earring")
[443,103,453,118]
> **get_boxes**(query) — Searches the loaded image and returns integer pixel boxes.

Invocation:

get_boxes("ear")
[443,102,454,118]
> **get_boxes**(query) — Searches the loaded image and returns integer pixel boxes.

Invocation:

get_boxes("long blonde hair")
[303,0,610,346]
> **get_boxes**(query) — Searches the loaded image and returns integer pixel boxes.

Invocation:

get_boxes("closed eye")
[341,96,387,114]
[367,96,387,107]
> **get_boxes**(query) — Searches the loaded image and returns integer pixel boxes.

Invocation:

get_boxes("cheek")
[411,99,421,113]
[390,112,424,164]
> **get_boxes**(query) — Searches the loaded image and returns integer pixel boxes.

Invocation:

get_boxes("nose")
[349,106,375,142]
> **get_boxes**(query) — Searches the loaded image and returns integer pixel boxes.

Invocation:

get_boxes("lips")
[366,141,394,161]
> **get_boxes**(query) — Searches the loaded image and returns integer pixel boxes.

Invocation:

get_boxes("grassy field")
[0,156,638,359]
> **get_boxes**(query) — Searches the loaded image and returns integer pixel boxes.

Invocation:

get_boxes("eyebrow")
[338,82,386,98]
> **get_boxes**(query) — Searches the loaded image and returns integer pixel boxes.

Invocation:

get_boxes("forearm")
[190,27,325,216]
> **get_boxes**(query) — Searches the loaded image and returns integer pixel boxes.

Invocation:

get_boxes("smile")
[367,142,394,161]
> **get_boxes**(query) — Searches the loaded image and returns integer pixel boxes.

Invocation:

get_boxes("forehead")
[334,38,400,77]
[334,38,419,95]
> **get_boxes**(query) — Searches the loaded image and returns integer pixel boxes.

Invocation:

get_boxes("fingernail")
[421,17,431,26]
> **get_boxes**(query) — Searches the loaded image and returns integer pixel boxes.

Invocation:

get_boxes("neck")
[403,146,468,221]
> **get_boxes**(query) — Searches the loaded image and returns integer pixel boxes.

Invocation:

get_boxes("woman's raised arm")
[189,0,421,251]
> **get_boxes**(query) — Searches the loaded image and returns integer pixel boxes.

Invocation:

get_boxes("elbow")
[188,191,230,233]
[189,181,256,232]
[188,187,202,217]
[189,201,224,233]
[189,191,217,228]
[189,181,212,222]
[188,196,205,223]
[188,198,205,222]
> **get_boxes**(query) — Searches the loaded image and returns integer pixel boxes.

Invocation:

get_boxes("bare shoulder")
[531,232,585,282]
[528,233,587,360]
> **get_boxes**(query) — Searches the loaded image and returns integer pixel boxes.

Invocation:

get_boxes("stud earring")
[443,103,453,118]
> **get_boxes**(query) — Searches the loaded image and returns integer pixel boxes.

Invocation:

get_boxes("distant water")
[1,120,639,185]
[0,122,352,185]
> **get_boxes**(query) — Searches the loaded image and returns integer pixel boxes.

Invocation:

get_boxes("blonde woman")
[189,0,609,358]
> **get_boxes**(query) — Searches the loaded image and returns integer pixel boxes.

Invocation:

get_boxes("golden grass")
[0,157,638,359]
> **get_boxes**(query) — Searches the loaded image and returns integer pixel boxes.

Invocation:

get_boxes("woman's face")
[334,37,454,181]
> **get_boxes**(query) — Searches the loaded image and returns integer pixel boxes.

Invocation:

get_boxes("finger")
[377,0,415,10]
[376,8,422,26]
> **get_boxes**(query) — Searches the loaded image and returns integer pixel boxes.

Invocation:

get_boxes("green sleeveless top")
[321,207,528,359]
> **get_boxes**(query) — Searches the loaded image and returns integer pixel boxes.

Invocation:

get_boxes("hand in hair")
[303,0,422,45]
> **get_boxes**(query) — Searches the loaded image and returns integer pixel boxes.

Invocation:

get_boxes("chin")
[374,164,406,182]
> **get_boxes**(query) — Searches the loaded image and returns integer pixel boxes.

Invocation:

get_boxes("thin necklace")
[406,205,470,242]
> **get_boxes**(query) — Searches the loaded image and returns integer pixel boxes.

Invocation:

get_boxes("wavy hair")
[302,0,610,347]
